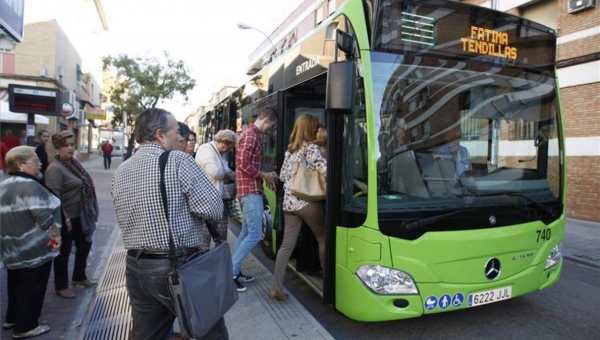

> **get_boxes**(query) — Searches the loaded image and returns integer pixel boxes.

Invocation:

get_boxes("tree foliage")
[102,52,196,128]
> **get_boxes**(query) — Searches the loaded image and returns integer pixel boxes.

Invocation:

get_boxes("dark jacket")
[34,141,49,175]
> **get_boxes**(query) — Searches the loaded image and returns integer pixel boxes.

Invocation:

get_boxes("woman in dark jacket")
[0,146,62,338]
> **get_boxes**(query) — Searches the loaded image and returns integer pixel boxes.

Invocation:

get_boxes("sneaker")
[12,325,50,338]
[2,322,14,330]
[236,271,255,283]
[233,277,247,292]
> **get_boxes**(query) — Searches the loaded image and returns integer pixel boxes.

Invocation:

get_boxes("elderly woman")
[0,146,62,338]
[195,129,238,250]
[45,131,99,299]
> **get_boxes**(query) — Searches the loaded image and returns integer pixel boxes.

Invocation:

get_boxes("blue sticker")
[439,294,452,309]
[424,295,438,311]
[452,293,464,308]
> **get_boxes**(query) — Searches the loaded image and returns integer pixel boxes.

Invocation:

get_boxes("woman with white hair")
[0,146,62,338]
[195,129,238,250]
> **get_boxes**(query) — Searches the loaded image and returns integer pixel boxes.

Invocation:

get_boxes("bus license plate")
[468,286,512,307]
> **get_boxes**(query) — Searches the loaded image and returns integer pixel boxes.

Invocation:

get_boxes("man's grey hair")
[134,108,173,144]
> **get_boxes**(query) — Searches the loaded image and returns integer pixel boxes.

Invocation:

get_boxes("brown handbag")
[289,147,326,201]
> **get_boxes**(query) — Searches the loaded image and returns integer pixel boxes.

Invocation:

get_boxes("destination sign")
[461,26,517,60]
[373,0,557,71]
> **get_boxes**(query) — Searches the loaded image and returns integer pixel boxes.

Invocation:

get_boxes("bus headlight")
[545,242,563,269]
[356,265,418,295]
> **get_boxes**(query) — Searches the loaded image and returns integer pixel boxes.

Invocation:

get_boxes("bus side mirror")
[326,61,354,115]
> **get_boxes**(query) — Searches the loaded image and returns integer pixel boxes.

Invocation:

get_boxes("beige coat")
[195,141,233,197]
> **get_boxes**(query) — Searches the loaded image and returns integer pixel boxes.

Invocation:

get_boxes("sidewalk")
[1,156,333,340]
[1,156,124,340]
[2,155,598,339]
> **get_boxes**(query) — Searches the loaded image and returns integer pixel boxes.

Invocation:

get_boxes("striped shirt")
[235,125,264,198]
[111,143,223,250]
[0,175,62,269]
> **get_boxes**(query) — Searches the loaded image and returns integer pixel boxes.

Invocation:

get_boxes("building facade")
[1,20,103,161]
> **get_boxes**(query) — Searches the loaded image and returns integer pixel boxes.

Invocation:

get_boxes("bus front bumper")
[335,260,562,322]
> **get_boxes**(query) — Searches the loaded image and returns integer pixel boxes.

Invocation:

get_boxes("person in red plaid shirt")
[231,107,278,292]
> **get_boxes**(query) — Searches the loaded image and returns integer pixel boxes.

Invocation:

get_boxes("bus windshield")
[372,51,561,212]
[366,0,562,214]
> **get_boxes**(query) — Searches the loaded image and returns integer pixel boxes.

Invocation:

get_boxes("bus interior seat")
[388,151,429,198]
[417,152,456,197]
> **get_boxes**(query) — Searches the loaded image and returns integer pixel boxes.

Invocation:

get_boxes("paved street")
[268,221,600,340]
[277,255,600,340]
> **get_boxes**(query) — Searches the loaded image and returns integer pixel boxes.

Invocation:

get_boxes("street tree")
[102,52,196,159]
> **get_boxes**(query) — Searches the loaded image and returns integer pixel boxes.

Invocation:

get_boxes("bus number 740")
[536,229,551,242]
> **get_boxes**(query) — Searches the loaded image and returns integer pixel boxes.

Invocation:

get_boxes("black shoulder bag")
[159,151,238,338]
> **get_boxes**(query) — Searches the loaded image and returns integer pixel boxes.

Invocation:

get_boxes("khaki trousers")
[270,202,326,291]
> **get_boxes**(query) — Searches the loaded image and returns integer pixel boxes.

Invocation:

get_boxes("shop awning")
[0,101,51,124]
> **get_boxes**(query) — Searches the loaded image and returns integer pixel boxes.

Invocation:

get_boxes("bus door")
[273,74,328,294]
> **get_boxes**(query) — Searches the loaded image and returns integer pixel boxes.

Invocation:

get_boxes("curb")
[563,256,600,270]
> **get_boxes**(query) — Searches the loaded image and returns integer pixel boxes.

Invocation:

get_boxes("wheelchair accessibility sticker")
[424,293,464,310]
[452,293,464,307]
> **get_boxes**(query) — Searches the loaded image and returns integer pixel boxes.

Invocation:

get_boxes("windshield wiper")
[458,191,556,217]
[401,209,471,231]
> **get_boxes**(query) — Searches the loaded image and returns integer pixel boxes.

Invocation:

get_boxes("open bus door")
[261,32,357,306]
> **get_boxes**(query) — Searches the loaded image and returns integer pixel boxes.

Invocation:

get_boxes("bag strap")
[158,151,179,271]
[159,151,223,263]
[209,142,225,173]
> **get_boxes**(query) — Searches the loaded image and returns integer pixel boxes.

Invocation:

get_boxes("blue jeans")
[231,194,263,276]
[125,255,228,340]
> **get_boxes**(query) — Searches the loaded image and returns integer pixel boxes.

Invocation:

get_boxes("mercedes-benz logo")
[485,258,501,280]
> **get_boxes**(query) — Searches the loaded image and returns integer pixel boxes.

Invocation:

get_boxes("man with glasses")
[111,109,226,339]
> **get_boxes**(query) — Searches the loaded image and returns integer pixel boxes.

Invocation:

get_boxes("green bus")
[202,0,565,322]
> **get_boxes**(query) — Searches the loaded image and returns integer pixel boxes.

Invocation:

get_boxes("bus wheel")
[261,208,276,260]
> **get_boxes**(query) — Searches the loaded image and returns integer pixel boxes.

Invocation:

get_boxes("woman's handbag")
[289,147,326,201]
[159,151,238,338]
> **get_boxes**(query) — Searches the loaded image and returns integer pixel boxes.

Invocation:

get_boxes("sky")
[24,0,304,120]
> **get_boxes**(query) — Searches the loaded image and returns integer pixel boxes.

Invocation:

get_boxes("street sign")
[8,84,62,116]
